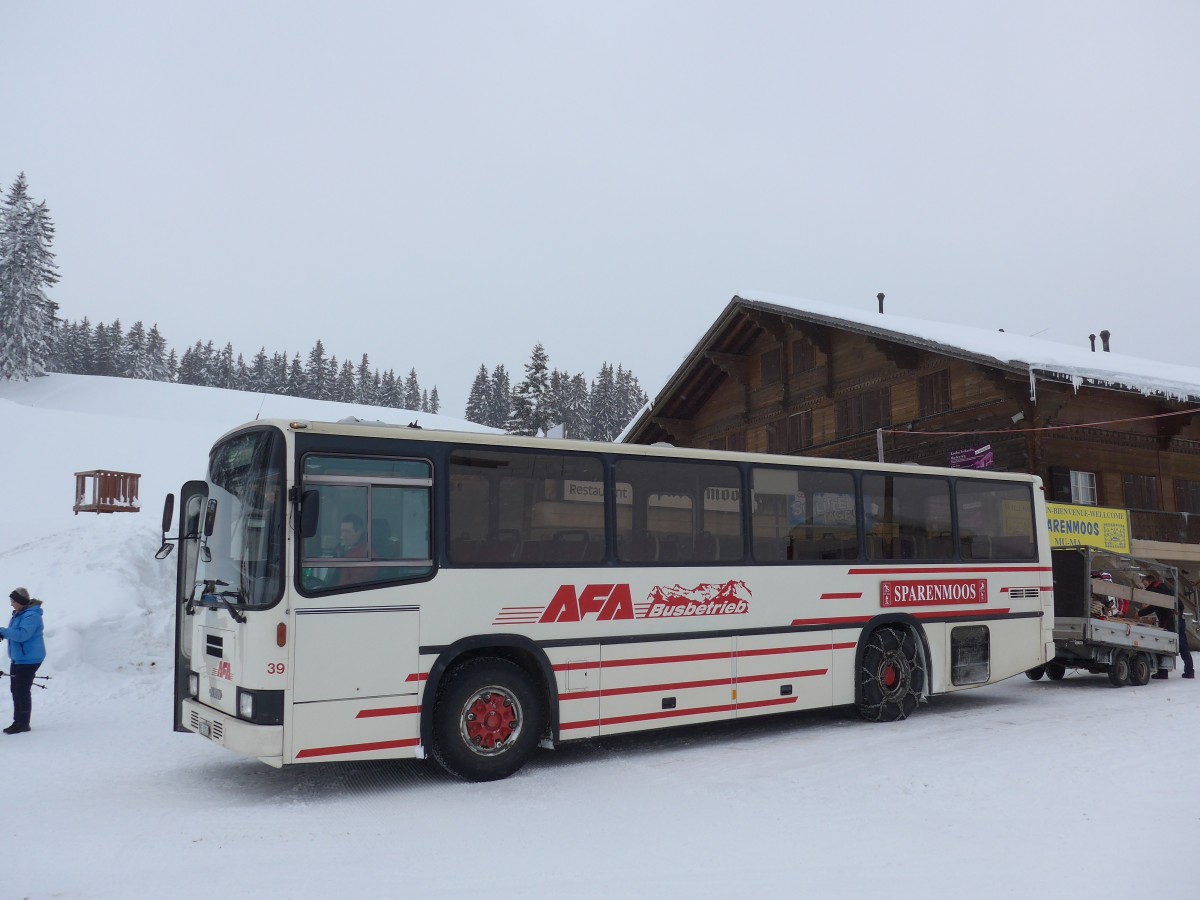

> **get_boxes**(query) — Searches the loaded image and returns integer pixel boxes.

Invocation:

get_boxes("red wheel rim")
[882,663,899,689]
[460,686,523,756]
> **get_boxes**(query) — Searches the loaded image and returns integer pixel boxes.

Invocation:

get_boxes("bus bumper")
[181,698,283,762]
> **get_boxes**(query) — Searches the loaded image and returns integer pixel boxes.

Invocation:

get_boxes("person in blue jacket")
[0,588,46,734]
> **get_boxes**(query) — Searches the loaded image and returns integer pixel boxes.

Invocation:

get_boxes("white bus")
[161,418,1053,781]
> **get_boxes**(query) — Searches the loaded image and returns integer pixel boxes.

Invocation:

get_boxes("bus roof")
[216,418,1041,484]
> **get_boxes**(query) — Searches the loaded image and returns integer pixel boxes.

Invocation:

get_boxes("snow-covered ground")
[2,374,1197,899]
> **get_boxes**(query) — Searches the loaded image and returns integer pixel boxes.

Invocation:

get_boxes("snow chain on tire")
[858,626,927,722]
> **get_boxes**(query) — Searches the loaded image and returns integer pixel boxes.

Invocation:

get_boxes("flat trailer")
[1027,547,1179,686]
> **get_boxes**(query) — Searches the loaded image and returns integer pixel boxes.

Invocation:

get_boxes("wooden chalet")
[624,293,1200,571]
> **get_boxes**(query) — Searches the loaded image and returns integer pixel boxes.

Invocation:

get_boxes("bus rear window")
[955,480,1036,560]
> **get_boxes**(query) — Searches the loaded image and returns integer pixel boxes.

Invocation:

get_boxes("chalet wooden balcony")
[1128,508,1200,545]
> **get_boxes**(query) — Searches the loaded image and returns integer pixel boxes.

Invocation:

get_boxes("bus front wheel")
[430,658,544,782]
[857,627,924,723]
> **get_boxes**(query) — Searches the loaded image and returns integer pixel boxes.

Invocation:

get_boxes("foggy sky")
[3,2,1197,414]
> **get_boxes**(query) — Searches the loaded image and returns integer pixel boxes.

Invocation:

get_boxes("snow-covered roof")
[737,292,1200,403]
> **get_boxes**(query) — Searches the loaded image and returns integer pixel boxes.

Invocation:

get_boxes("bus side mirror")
[156,493,176,559]
[203,499,218,538]
[299,490,320,539]
[162,494,175,533]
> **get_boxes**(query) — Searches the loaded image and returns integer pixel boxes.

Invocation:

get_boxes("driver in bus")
[332,513,371,586]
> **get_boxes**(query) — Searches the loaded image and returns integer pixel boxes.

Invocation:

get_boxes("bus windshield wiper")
[199,580,248,624]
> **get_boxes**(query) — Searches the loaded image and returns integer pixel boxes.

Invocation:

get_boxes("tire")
[1108,651,1131,687]
[857,627,925,722]
[1045,661,1067,681]
[430,658,544,782]
[1025,665,1046,681]
[1129,653,1152,686]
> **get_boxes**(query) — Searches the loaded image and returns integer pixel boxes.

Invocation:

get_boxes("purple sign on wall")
[950,444,993,469]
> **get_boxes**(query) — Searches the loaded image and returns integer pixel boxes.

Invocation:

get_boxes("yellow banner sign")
[1045,502,1130,553]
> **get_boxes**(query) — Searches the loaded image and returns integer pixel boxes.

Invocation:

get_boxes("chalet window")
[766,423,783,454]
[760,348,782,385]
[787,411,813,451]
[791,338,816,373]
[837,388,891,438]
[918,369,951,417]
[1070,470,1098,506]
[709,433,746,453]
[1176,478,1200,514]
[1123,473,1159,510]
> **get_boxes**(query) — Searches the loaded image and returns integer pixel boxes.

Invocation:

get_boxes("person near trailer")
[0,588,46,734]
[1139,574,1195,680]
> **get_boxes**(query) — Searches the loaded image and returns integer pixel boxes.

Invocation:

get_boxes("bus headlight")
[188,673,199,698]
[232,688,284,725]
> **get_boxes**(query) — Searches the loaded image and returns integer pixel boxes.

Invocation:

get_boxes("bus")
[159,418,1053,781]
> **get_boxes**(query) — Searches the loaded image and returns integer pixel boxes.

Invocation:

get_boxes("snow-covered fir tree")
[0,174,59,381]
[488,363,511,429]
[355,354,375,405]
[146,325,171,381]
[507,343,552,436]
[588,362,621,441]
[403,368,421,411]
[123,321,151,379]
[465,364,490,424]
[429,385,440,414]
[337,359,356,402]
[305,340,329,400]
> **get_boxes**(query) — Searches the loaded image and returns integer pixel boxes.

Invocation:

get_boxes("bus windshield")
[197,427,287,608]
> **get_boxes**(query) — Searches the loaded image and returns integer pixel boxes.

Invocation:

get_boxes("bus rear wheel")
[431,658,544,782]
[857,627,924,722]
[1025,665,1046,681]
[1045,661,1067,681]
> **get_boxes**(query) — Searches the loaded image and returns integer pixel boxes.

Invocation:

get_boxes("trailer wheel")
[1045,661,1067,681]
[430,658,544,782]
[1108,652,1131,687]
[857,627,924,722]
[1024,665,1046,681]
[1129,653,1152,686]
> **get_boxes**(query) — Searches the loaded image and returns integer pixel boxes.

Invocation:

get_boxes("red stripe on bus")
[553,650,729,671]
[405,673,428,682]
[848,566,1051,575]
[559,668,827,702]
[790,616,873,627]
[912,608,1010,619]
[552,642,850,673]
[821,592,862,600]
[356,706,421,718]
[559,696,799,731]
[296,738,420,759]
[738,643,853,657]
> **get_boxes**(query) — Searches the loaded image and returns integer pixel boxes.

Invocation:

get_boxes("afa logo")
[539,584,633,623]
[210,660,233,681]
[491,581,753,626]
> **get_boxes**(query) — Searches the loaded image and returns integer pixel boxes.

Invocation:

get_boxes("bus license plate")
[198,719,212,738]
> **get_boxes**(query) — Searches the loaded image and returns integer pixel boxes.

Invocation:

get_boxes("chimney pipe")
[877,293,885,314]
[1088,334,1096,352]
[1100,330,1111,352]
